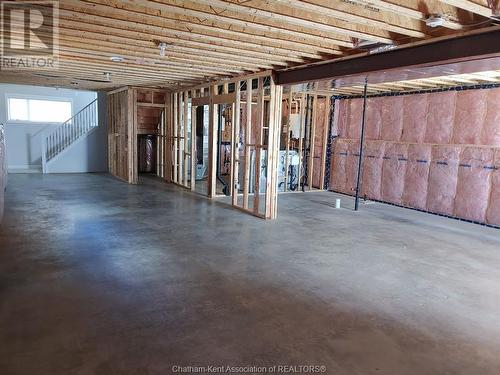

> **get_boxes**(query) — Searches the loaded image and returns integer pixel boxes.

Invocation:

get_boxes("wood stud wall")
[165,71,282,219]
[108,86,169,184]
[107,69,500,219]
[280,92,332,193]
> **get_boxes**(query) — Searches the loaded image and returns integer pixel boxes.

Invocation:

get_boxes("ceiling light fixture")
[159,42,168,57]
[425,15,445,27]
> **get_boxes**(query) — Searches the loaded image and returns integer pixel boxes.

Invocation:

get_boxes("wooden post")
[307,95,318,190]
[173,92,178,184]
[183,91,189,187]
[208,84,218,198]
[231,81,241,205]
[266,78,283,219]
[284,89,292,192]
[177,92,183,186]
[243,78,252,209]
[298,95,305,191]
[191,89,197,191]
[165,92,172,183]
[253,77,264,214]
[127,88,137,184]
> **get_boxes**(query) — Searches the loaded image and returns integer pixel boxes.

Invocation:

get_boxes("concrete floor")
[1,173,500,375]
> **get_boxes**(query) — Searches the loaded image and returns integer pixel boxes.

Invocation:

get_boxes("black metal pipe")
[324,95,336,190]
[216,104,228,194]
[354,78,368,211]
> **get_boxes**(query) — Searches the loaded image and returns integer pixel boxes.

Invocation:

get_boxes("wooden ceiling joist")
[187,0,397,43]
[439,0,495,18]
[74,0,354,48]
[57,8,338,58]
[0,0,497,90]
[258,0,428,39]
[300,69,500,96]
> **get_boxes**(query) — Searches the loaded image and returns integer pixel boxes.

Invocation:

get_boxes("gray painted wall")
[0,84,107,172]
[46,92,108,173]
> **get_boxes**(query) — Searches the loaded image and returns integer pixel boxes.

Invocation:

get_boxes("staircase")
[42,99,98,172]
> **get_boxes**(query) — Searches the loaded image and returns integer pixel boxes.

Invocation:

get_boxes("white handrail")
[43,99,98,164]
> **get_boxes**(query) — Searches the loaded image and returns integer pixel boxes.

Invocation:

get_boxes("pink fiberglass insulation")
[330,139,349,192]
[365,98,382,140]
[314,98,327,159]
[361,140,386,200]
[330,88,498,224]
[331,98,342,137]
[481,88,500,146]
[426,145,461,215]
[452,90,487,145]
[424,91,456,144]
[402,144,432,210]
[312,99,327,188]
[346,98,363,139]
[401,93,428,143]
[345,140,361,195]
[381,142,408,204]
[312,158,322,188]
[380,96,404,142]
[454,146,495,222]
[486,149,500,226]
[335,99,348,137]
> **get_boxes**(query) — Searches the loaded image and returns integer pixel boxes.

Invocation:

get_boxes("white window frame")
[5,94,73,125]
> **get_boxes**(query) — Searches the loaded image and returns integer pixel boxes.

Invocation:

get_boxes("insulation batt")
[381,142,408,204]
[365,98,382,140]
[481,87,500,146]
[380,96,404,142]
[346,98,363,139]
[402,144,432,210]
[424,91,455,144]
[486,149,500,226]
[401,94,428,143]
[361,140,385,200]
[454,146,495,222]
[329,88,499,225]
[330,139,349,193]
[345,140,361,195]
[426,145,461,215]
[312,99,327,188]
[335,99,348,138]
[452,90,487,145]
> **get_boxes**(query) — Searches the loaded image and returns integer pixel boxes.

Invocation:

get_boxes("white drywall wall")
[46,92,108,173]
[0,84,105,172]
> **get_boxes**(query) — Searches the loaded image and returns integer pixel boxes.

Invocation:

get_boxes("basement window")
[6,96,72,123]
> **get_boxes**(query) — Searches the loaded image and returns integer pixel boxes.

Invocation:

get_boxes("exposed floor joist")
[297,70,500,96]
[0,0,497,90]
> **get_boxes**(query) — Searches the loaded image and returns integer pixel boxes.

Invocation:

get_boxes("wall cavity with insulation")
[329,86,500,226]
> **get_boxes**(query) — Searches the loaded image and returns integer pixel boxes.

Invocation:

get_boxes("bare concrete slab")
[1,173,500,375]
